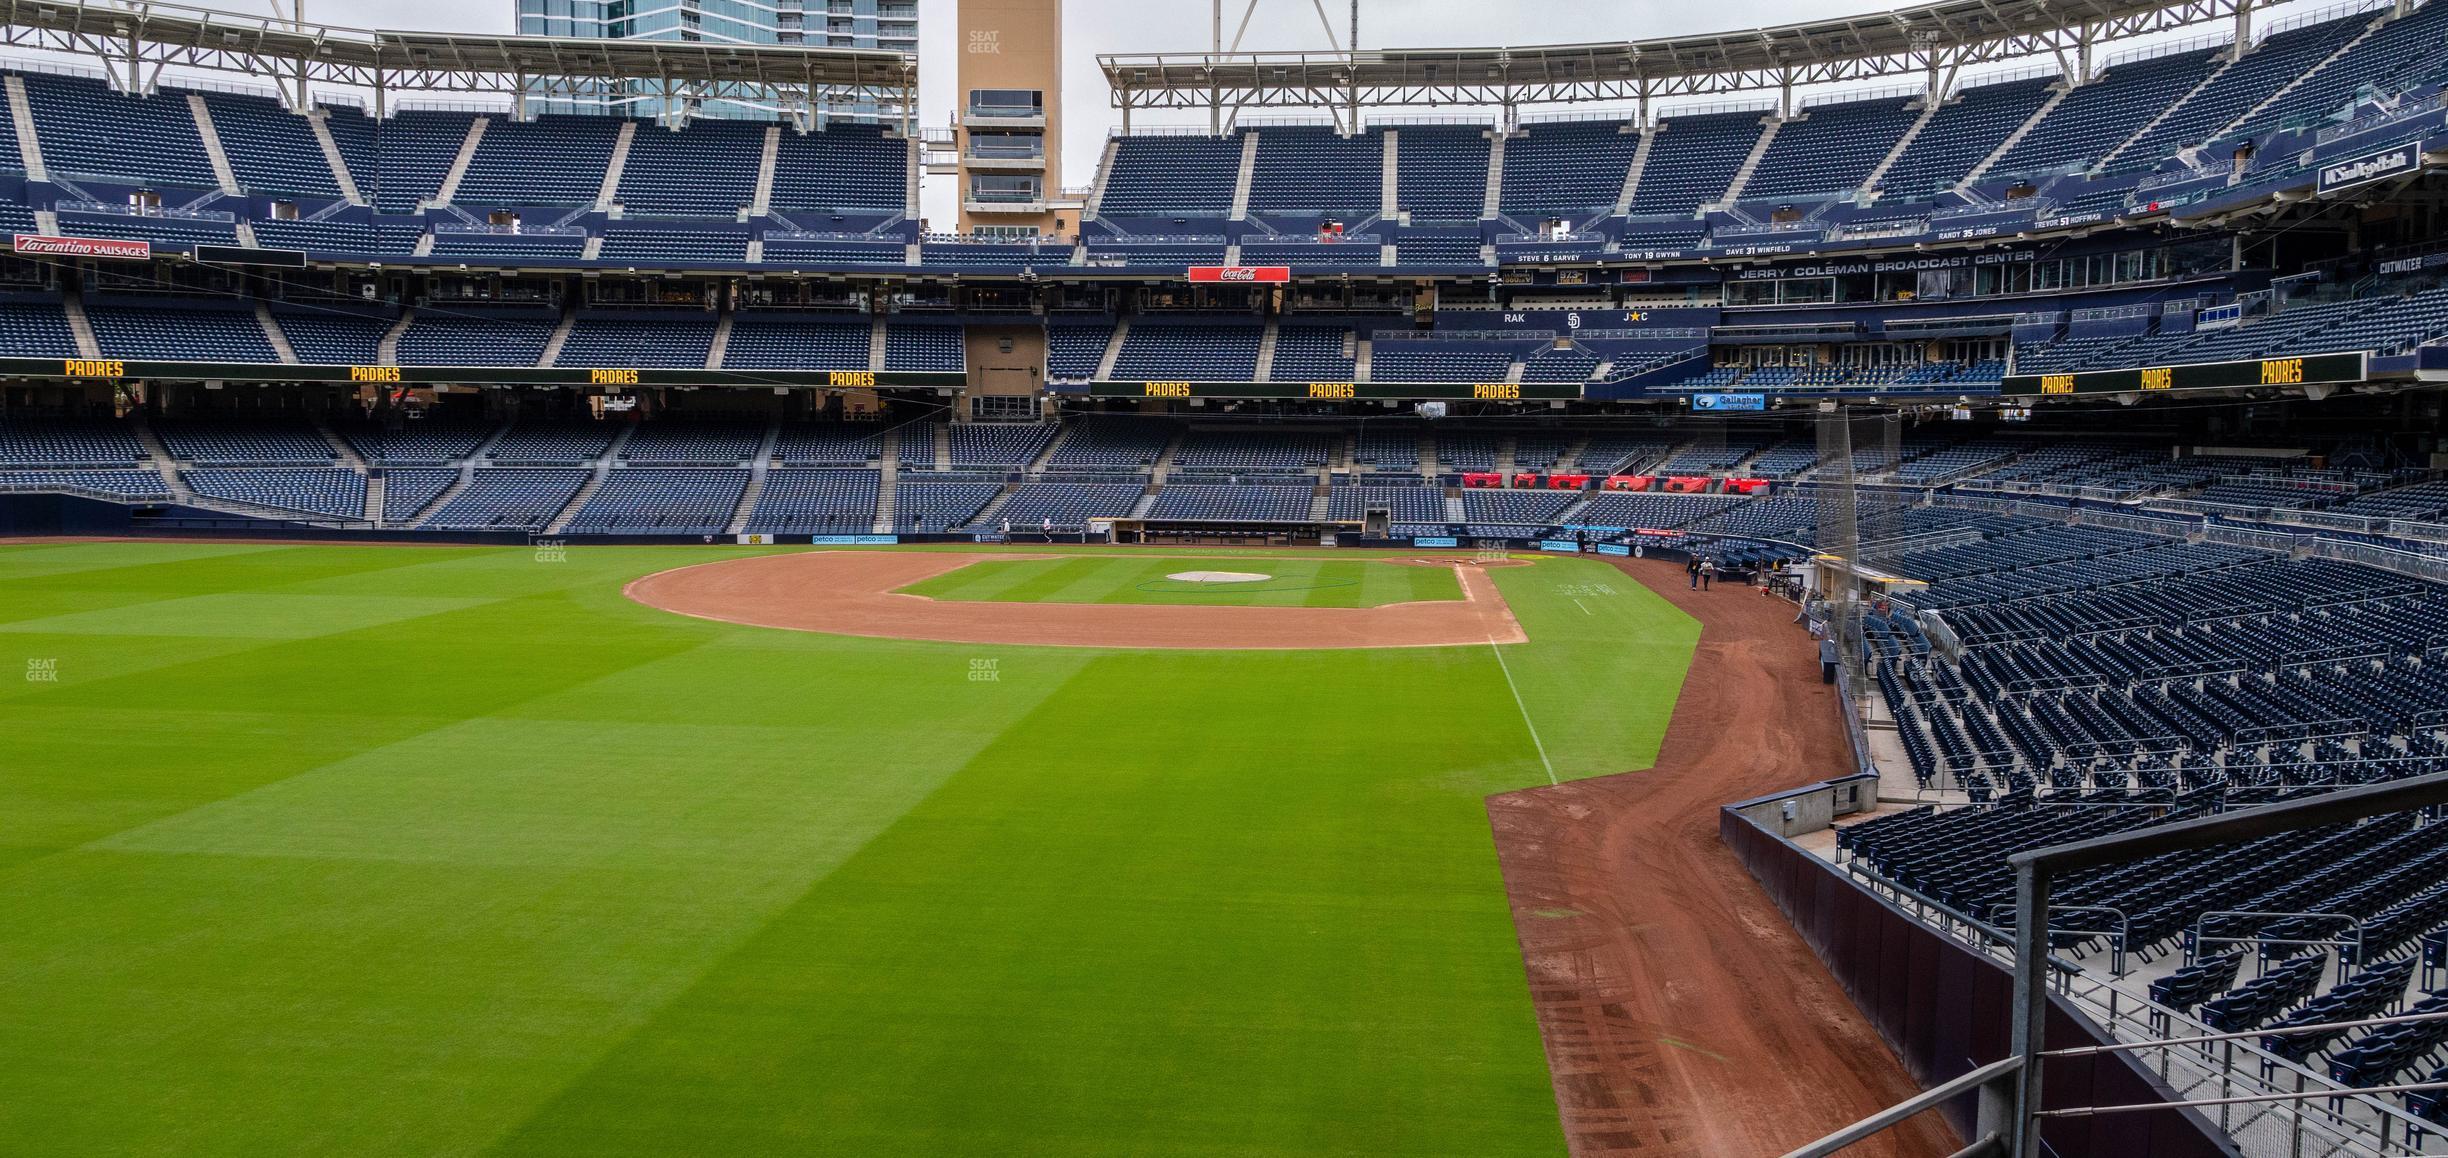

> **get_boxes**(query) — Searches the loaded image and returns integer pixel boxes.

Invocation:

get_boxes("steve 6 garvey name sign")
[14,234,152,261]
[1186,266,1291,283]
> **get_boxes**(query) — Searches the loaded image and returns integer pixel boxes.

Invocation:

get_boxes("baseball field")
[0,540,1700,1156]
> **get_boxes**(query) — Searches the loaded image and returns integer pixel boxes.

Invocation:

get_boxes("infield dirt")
[624,549,1528,649]
[1489,557,1955,1157]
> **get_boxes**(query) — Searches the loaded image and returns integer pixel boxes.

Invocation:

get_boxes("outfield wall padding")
[1720,790,2241,1157]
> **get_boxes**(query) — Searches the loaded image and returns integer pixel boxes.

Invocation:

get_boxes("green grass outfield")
[899,553,1463,607]
[0,542,1699,1157]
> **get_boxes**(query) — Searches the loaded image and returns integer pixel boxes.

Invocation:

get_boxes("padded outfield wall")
[1721,780,2238,1157]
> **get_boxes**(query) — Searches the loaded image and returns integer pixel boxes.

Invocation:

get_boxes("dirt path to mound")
[623,550,1527,650]
[1488,558,1954,1157]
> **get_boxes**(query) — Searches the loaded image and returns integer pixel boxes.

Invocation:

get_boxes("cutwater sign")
[2318,145,2416,195]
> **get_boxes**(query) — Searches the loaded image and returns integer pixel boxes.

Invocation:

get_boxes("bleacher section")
[183,467,364,518]
[1110,323,1261,381]
[86,304,277,362]
[1501,121,1640,216]
[617,120,762,218]
[1629,112,1762,216]
[1992,47,2222,177]
[564,468,745,534]
[1248,128,1381,216]
[1393,125,1492,221]
[1745,97,1921,201]
[1096,134,1243,217]
[22,74,218,188]
[420,469,587,529]
[744,469,880,534]
[1876,79,2055,197]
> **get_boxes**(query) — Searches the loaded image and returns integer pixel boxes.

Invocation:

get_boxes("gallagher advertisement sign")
[1186,265,1291,283]
[13,234,152,261]
[2318,145,2418,195]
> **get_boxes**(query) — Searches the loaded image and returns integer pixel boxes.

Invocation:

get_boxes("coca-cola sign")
[13,234,152,261]
[1186,265,1290,283]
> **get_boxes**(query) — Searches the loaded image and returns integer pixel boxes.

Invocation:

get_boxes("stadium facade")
[0,1,2447,1150]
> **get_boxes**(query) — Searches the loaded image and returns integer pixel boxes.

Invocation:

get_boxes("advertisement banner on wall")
[2317,145,2417,195]
[1186,265,1291,283]
[1692,393,1768,412]
[13,233,152,261]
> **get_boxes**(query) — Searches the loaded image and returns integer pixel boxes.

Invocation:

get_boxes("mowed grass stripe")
[484,646,1566,1157]
[902,555,1461,609]
[0,547,1102,1157]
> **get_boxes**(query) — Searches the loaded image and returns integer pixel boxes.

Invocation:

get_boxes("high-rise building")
[954,0,1062,236]
[515,0,917,121]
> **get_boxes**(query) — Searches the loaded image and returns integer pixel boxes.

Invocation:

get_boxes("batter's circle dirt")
[623,550,1529,650]
[1488,558,1956,1157]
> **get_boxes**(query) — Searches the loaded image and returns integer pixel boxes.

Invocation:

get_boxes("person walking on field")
[1700,558,1716,591]
[1687,557,1701,589]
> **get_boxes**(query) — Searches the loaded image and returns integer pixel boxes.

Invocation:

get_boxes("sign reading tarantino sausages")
[13,234,152,261]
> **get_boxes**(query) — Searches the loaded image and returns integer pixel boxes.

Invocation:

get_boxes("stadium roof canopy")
[1101,0,2296,123]
[0,0,913,115]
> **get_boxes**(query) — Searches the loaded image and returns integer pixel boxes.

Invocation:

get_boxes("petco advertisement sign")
[1186,265,1290,283]
[2318,146,2417,195]
[13,233,151,261]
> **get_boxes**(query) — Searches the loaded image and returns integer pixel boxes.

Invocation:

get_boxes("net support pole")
[2007,861,2051,1158]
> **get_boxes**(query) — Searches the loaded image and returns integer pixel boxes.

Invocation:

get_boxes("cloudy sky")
[94,0,2311,226]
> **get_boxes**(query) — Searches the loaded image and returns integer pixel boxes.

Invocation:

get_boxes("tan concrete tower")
[954,0,1064,236]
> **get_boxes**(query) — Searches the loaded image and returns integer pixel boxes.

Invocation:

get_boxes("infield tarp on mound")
[625,551,1527,650]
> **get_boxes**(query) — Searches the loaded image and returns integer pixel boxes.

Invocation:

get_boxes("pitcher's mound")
[1165,570,1270,583]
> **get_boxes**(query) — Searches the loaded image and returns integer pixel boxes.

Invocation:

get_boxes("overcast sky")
[114,0,2319,226]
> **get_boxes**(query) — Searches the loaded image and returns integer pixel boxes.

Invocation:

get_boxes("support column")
[2007,863,2052,1158]
[288,0,311,110]
[1210,0,1222,135]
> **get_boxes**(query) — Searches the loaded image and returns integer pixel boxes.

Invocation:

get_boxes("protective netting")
[1815,408,1902,688]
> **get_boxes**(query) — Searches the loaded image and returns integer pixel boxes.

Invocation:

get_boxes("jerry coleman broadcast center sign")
[2003,351,2365,396]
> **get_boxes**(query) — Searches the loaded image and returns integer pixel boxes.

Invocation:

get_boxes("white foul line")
[1571,598,1592,615]
[1490,642,1558,786]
